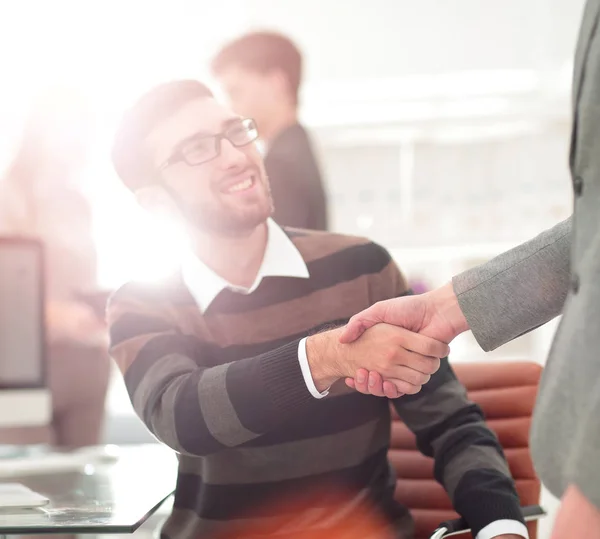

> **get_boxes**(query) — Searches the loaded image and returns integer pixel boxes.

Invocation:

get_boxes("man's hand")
[339,283,470,398]
[305,324,449,394]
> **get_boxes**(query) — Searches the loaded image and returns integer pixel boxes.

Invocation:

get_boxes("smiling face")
[145,96,273,236]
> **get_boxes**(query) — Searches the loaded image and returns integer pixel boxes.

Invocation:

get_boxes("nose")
[218,138,247,169]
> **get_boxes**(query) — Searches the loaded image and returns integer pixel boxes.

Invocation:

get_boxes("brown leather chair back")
[389,361,543,539]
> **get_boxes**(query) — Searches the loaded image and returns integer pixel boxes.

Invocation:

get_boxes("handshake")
[306,283,470,398]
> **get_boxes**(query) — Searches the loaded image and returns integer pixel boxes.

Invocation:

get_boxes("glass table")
[0,444,176,537]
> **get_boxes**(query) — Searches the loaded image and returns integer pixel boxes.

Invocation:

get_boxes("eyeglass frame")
[158,118,259,170]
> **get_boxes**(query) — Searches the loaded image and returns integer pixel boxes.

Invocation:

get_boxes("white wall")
[243,0,584,77]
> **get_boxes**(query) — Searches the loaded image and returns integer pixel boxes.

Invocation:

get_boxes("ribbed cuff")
[260,339,316,413]
[452,471,525,537]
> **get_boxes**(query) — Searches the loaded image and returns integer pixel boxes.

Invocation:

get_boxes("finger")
[393,327,450,358]
[339,319,373,344]
[368,372,402,399]
[385,379,423,395]
[350,371,402,399]
[388,347,442,377]
[366,371,386,397]
[385,363,433,387]
[353,368,370,394]
[339,304,387,344]
[382,380,403,399]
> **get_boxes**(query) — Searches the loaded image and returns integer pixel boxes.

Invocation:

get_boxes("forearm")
[434,406,523,534]
[117,336,316,456]
[394,362,523,536]
[453,217,572,351]
[436,413,523,536]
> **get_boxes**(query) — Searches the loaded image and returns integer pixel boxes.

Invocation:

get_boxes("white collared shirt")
[182,218,309,312]
[181,218,326,398]
[181,220,528,539]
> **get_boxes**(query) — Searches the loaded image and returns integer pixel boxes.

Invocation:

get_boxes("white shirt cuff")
[298,337,329,399]
[476,519,529,539]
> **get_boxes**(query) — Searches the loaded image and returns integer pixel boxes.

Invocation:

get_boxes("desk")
[0,444,176,537]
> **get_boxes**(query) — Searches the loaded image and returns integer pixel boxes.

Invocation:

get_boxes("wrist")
[430,282,470,337]
[306,329,344,391]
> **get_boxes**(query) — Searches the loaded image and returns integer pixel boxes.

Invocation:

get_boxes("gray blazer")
[453,0,600,509]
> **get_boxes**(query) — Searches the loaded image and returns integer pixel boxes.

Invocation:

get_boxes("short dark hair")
[112,79,213,192]
[211,31,303,104]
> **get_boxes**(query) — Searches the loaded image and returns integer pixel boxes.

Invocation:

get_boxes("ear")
[134,185,180,218]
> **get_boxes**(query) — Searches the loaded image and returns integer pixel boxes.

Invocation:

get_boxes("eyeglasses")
[159,118,259,170]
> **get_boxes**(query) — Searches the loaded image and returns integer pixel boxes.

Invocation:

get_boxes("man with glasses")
[108,80,525,539]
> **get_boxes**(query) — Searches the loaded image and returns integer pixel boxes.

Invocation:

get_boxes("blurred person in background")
[0,89,110,448]
[212,31,328,231]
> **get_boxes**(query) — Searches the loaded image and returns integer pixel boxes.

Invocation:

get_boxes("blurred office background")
[0,1,586,536]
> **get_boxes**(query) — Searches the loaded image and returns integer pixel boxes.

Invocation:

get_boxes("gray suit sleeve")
[452,216,572,351]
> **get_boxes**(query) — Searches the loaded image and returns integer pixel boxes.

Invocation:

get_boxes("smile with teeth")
[226,176,255,193]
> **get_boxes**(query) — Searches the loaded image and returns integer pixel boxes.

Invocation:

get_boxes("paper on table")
[0,483,49,509]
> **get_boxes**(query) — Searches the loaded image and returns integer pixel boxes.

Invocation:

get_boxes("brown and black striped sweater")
[107,229,524,539]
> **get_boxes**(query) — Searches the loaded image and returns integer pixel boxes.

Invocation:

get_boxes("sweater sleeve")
[392,362,525,537]
[107,286,315,457]
[372,247,524,537]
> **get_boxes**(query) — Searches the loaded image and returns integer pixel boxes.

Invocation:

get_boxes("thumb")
[339,303,387,343]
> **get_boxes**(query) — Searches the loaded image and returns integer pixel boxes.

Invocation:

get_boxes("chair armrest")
[430,505,547,539]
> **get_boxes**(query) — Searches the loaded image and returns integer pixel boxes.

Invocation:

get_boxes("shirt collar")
[182,218,309,312]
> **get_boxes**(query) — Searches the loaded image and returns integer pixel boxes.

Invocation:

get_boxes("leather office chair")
[389,361,543,539]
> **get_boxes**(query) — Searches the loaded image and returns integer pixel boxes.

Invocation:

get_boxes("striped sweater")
[107,230,523,539]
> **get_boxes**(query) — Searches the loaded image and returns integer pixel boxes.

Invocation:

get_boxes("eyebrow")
[168,116,243,155]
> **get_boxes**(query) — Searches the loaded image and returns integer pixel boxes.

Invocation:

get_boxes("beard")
[181,178,274,236]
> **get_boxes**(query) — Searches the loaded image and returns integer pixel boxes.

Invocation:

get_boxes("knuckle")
[419,373,431,386]
[402,368,420,386]
[405,384,423,395]
[392,382,408,394]
[395,381,414,395]
[421,358,439,375]
[358,378,369,389]
[378,367,390,379]
[382,349,396,367]
[429,358,441,374]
